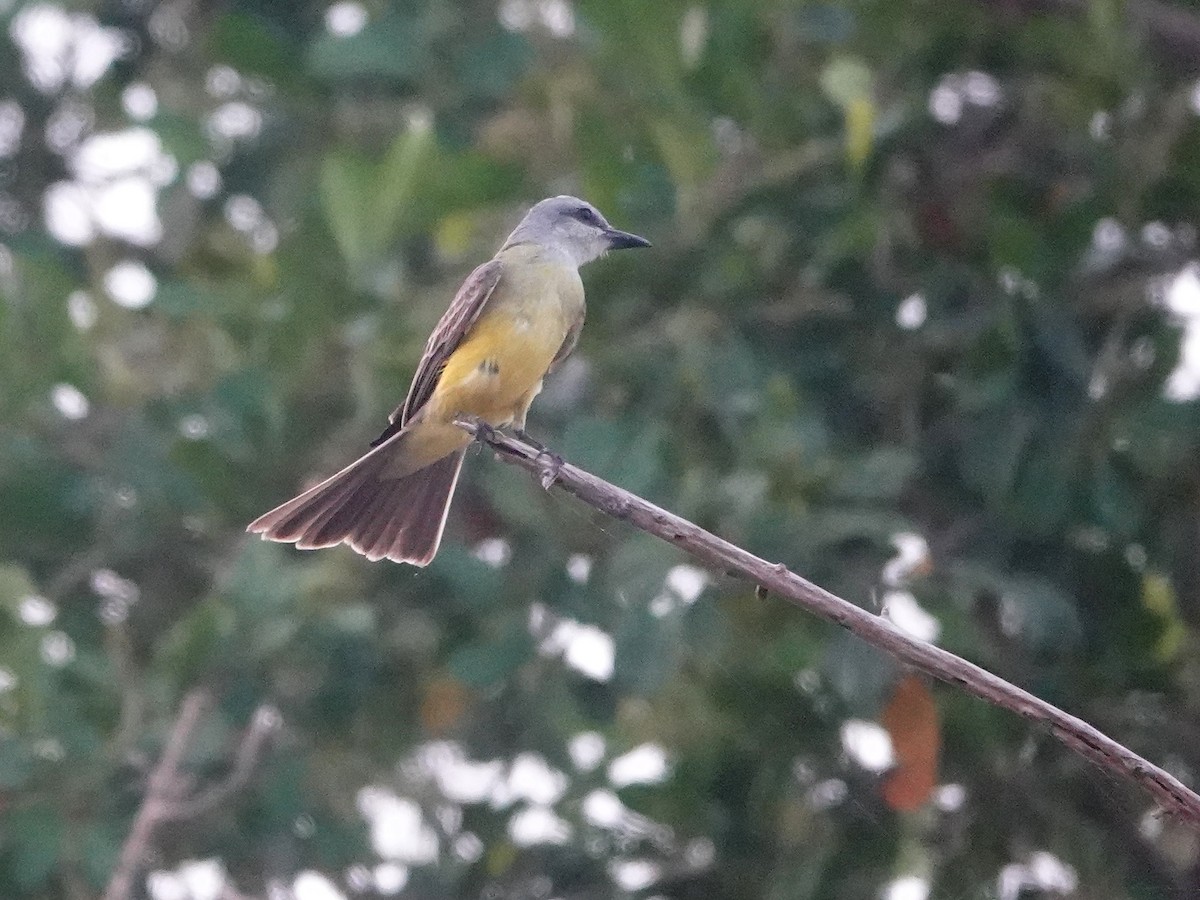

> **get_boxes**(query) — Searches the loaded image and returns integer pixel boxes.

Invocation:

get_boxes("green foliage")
[3,0,1200,898]
[320,126,436,272]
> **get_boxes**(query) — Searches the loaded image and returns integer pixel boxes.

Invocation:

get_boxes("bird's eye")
[573,206,599,225]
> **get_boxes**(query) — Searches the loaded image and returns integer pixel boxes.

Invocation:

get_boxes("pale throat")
[503,232,606,269]
[529,241,597,269]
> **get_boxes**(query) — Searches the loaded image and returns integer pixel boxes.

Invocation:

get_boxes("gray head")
[502,195,650,267]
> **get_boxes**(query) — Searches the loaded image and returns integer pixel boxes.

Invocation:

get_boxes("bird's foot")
[535,447,564,490]
[513,428,549,453]
[460,415,497,444]
[507,429,562,488]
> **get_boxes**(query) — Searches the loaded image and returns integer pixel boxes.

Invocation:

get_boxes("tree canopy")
[4,0,1200,897]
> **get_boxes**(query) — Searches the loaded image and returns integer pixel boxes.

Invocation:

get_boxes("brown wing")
[371,259,504,446]
[549,310,585,373]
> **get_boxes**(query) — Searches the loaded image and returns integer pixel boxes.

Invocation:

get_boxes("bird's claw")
[458,414,494,441]
[462,419,561,487]
[534,447,564,490]
[511,429,563,486]
[513,428,550,454]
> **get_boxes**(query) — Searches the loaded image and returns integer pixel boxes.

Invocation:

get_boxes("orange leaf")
[880,674,941,811]
[421,677,471,734]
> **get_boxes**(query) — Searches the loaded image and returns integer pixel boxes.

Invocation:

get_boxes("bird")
[247,195,650,566]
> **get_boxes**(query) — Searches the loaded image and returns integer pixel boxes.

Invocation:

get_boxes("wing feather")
[549,311,584,373]
[371,259,504,446]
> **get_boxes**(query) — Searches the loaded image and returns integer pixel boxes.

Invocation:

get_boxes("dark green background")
[3,0,1200,897]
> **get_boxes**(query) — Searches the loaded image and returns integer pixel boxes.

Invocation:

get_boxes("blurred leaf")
[820,56,872,108]
[999,575,1083,659]
[154,112,210,167]
[0,435,94,552]
[840,98,874,173]
[5,805,61,890]
[326,601,376,635]
[958,410,1034,502]
[1119,398,1200,476]
[455,30,533,99]
[794,4,858,43]
[0,564,36,615]
[447,617,533,687]
[1141,573,1185,664]
[560,417,665,497]
[1026,308,1092,390]
[0,738,33,789]
[682,333,766,423]
[421,677,472,734]
[154,598,236,684]
[822,632,896,714]
[1091,460,1142,538]
[818,56,877,171]
[154,281,231,319]
[803,508,910,549]
[320,125,435,270]
[80,822,122,888]
[829,446,917,502]
[416,152,524,216]
[428,544,506,612]
[649,118,716,191]
[225,541,314,617]
[989,213,1044,273]
[307,11,425,83]
[1009,432,1076,534]
[210,12,298,82]
[605,535,677,602]
[880,675,940,812]
[613,597,684,695]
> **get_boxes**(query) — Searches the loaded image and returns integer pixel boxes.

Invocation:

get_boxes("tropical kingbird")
[248,196,650,565]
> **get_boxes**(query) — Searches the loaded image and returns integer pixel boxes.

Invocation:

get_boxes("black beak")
[604,227,652,250]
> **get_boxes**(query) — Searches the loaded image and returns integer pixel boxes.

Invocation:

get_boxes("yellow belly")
[427,306,563,424]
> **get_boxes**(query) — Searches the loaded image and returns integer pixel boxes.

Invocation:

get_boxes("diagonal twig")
[103,689,212,900]
[456,416,1200,827]
[103,693,280,900]
[163,704,280,822]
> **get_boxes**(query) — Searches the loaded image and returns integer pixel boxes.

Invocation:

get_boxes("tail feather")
[248,434,465,566]
[346,487,400,559]
[382,453,463,565]
[273,459,383,548]
[298,467,388,549]
[255,457,370,545]
[358,507,405,562]
[383,452,464,565]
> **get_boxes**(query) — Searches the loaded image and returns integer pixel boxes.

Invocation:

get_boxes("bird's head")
[504,195,651,266]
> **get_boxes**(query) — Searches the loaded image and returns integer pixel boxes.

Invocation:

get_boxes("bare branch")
[163,704,280,822]
[457,417,1200,827]
[103,689,212,900]
[103,694,279,900]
